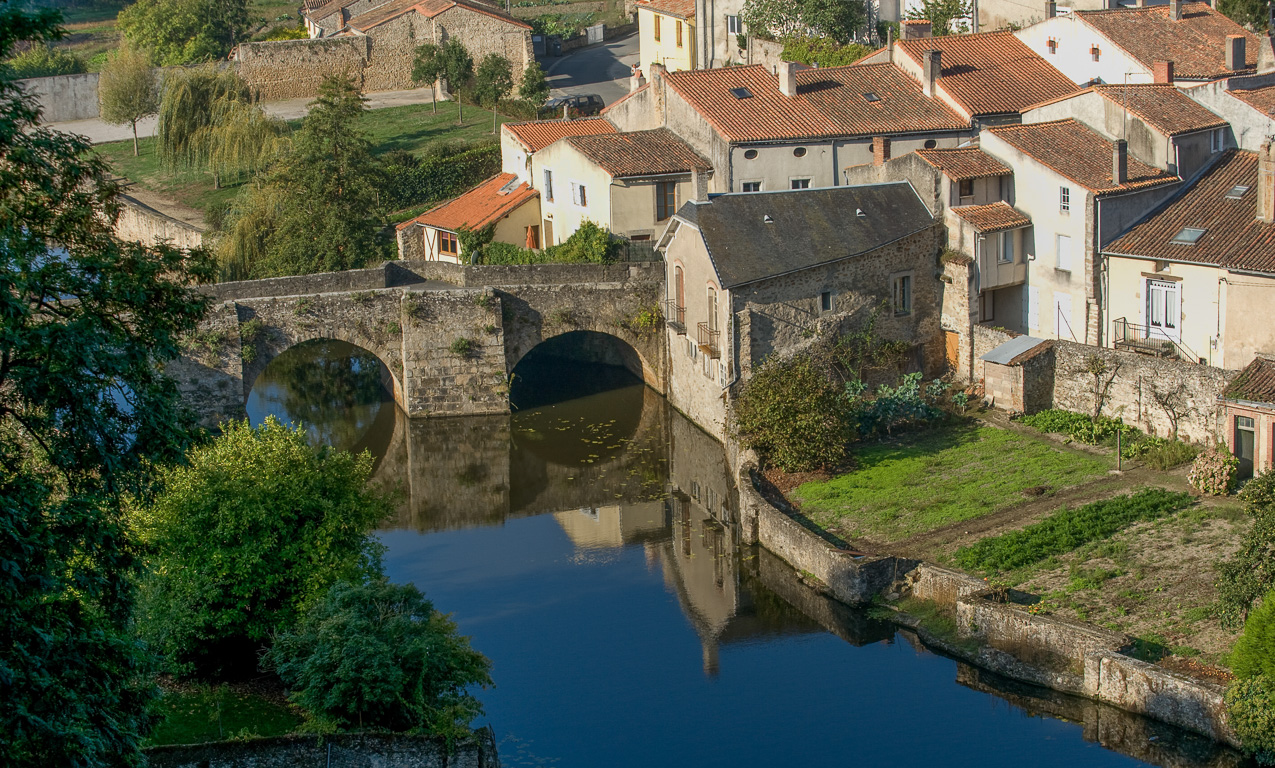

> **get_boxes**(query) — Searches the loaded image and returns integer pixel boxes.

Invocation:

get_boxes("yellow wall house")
[638,0,695,75]
[1103,146,1275,370]
[395,173,541,262]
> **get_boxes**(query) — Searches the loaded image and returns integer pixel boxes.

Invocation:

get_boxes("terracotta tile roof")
[1224,355,1275,403]
[951,201,1031,232]
[986,119,1179,196]
[664,63,969,144]
[1076,3,1259,80]
[565,128,711,177]
[348,0,530,31]
[307,0,353,22]
[1105,150,1275,275]
[1228,82,1275,118]
[1088,83,1227,136]
[896,31,1077,117]
[397,173,538,232]
[504,118,615,153]
[637,0,694,19]
[914,146,1010,179]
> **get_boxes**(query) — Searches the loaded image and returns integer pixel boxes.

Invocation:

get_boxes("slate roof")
[504,118,615,153]
[663,63,969,144]
[914,147,1010,179]
[986,119,1179,196]
[565,128,711,178]
[951,202,1031,233]
[637,0,695,19]
[1224,355,1275,403]
[396,173,537,232]
[1086,84,1228,137]
[896,31,1078,117]
[673,183,934,288]
[347,0,530,31]
[1076,3,1259,80]
[1228,82,1275,118]
[1104,150,1275,275]
[981,335,1048,365]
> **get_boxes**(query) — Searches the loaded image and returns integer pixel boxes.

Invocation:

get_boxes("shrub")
[1216,490,1275,626]
[1232,589,1275,679]
[262,23,308,40]
[780,36,876,67]
[1020,408,1136,446]
[1225,676,1275,764]
[472,221,619,265]
[384,144,500,211]
[955,488,1193,573]
[450,337,475,357]
[734,351,853,472]
[1189,443,1239,495]
[1140,439,1200,470]
[265,579,492,739]
[2,44,86,79]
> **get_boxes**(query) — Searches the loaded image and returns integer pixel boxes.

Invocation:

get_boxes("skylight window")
[729,87,753,100]
[863,92,880,102]
[1226,185,1251,200]
[1170,226,1207,245]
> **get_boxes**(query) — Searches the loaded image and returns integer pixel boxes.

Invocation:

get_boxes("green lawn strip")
[954,488,1194,574]
[146,684,303,746]
[793,425,1109,541]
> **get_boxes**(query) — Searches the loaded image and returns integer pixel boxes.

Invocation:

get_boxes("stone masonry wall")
[114,194,205,250]
[145,730,499,768]
[400,287,509,416]
[234,36,371,101]
[167,300,246,425]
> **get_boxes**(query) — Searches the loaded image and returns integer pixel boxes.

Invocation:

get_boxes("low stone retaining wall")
[1086,650,1236,747]
[145,729,499,768]
[114,194,205,250]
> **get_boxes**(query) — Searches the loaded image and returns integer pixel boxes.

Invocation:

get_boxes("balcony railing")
[664,300,686,334]
[697,322,720,358]
[1112,318,1202,364]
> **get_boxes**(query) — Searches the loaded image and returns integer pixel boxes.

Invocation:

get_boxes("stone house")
[1102,146,1275,370]
[636,0,746,76]
[501,118,617,184]
[654,183,945,439]
[1221,355,1275,478]
[396,172,540,261]
[602,61,974,194]
[532,128,712,245]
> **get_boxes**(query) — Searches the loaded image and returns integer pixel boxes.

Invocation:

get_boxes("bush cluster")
[779,37,876,66]
[473,220,619,265]
[1019,408,1198,464]
[2,44,85,79]
[384,143,500,211]
[954,488,1193,573]
[1216,472,1275,627]
[1188,443,1239,496]
[1225,677,1275,764]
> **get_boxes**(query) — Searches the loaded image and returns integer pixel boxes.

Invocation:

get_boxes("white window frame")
[1056,233,1072,272]
[1060,186,1070,212]
[999,230,1014,264]
[543,169,554,202]
[741,180,762,192]
[1211,128,1224,153]
[727,14,741,34]
[571,181,588,208]
[790,178,811,190]
[1146,278,1181,342]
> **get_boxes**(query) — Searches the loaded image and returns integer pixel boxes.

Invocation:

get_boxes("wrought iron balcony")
[664,299,686,335]
[1112,317,1202,363]
[697,322,720,358]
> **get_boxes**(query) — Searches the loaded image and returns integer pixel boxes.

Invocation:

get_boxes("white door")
[1056,234,1073,271]
[1027,286,1039,330]
[1054,292,1075,340]
[1146,279,1181,341]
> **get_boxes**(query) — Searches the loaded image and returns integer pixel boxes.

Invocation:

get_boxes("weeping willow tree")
[214,186,282,280]
[194,95,289,186]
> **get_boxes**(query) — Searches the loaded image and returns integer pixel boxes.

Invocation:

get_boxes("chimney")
[901,19,932,39]
[692,167,710,203]
[923,49,941,97]
[1170,0,1182,19]
[1113,139,1128,185]
[1046,0,1056,17]
[1226,34,1246,71]
[650,63,667,123]
[777,61,798,97]
[1153,59,1175,83]
[1259,138,1275,223]
[873,136,892,166]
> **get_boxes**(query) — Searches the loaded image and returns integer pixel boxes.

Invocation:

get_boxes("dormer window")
[1047,37,1057,54]
[1091,45,1101,62]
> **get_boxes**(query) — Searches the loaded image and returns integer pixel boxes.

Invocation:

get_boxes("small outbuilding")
[1221,354,1275,478]
[979,334,1053,414]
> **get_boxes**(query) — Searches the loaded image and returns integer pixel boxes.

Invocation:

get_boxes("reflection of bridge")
[170,261,665,426]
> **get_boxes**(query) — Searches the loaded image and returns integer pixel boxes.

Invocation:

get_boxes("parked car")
[538,93,606,119]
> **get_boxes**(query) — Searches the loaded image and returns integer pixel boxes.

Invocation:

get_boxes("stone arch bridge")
[171,260,666,426]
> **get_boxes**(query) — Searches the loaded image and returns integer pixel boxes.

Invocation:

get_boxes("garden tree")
[157,64,251,181]
[904,0,971,35]
[97,44,159,156]
[1217,472,1275,626]
[265,579,492,738]
[195,93,289,183]
[411,42,443,114]
[1225,676,1275,764]
[0,4,215,764]
[733,352,854,472]
[118,0,249,65]
[438,38,474,124]
[519,60,550,105]
[798,0,866,44]
[1218,0,1268,30]
[473,53,512,134]
[741,0,868,44]
[1232,588,1275,680]
[130,417,393,677]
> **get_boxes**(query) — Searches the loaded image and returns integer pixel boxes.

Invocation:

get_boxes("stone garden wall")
[145,729,499,768]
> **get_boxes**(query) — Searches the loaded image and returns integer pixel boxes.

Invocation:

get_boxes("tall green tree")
[97,44,159,156]
[0,3,215,765]
[157,64,251,183]
[438,38,473,125]
[1218,0,1268,31]
[904,0,971,36]
[118,0,249,65]
[519,60,550,105]
[130,418,392,677]
[411,42,443,114]
[741,0,868,43]
[473,53,512,134]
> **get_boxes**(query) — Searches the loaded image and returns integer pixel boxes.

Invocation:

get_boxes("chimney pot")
[923,49,942,97]
[692,167,710,203]
[1170,0,1182,19]
[1113,139,1128,185]
[1259,138,1275,223]
[1226,34,1246,71]
[777,61,798,97]
[1153,59,1175,83]
[873,136,892,166]
[1046,0,1056,16]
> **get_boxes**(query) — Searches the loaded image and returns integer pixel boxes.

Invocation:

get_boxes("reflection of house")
[657,184,944,439]
[552,503,668,549]
[1221,356,1275,479]
[395,172,539,262]
[1103,147,1275,369]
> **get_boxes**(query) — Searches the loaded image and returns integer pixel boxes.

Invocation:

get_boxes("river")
[246,340,1244,768]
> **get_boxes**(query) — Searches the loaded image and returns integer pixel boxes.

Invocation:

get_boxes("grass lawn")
[96,103,505,214]
[147,683,303,746]
[793,423,1110,543]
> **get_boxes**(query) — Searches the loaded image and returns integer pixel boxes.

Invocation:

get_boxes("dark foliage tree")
[473,53,512,134]
[519,60,550,105]
[118,0,248,65]
[411,42,443,114]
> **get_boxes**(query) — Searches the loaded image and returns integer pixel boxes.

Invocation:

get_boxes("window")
[654,15,660,41]
[676,20,682,47]
[741,181,761,192]
[1047,37,1057,54]
[439,230,458,256]
[743,148,758,159]
[958,179,974,199]
[793,146,807,158]
[1171,226,1207,245]
[980,290,995,322]
[820,291,833,313]
[791,178,811,189]
[1056,233,1072,271]
[543,169,554,202]
[571,181,587,207]
[727,13,741,34]
[1146,279,1180,340]
[1000,231,1014,263]
[1226,184,1251,200]
[729,87,752,99]
[656,180,676,221]
[543,219,553,247]
[1090,44,1100,61]
[924,139,937,149]
[892,274,911,315]
[707,286,718,331]
[1212,128,1224,153]
[862,92,880,102]
[1060,186,1070,212]
[526,225,540,249]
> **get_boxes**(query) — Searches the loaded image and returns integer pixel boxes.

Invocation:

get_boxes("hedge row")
[384,144,501,210]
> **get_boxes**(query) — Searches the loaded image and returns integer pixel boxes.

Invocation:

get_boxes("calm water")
[247,340,1242,768]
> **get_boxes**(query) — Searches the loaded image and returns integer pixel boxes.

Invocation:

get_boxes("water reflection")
[247,342,1245,768]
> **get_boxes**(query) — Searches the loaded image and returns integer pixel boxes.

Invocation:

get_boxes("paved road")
[45,86,438,145]
[543,32,639,106]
